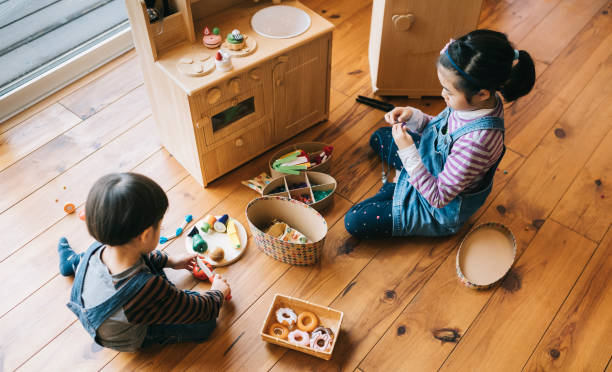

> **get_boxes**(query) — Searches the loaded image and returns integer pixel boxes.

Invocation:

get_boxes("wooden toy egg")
[210,247,225,261]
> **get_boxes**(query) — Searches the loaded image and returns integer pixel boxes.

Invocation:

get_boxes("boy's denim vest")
[66,242,152,344]
[392,108,505,236]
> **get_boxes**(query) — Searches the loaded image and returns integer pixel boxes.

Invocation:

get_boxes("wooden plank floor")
[1,0,611,371]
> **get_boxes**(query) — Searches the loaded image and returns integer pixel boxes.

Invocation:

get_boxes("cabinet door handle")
[277,55,289,63]
[235,137,244,147]
[392,14,415,31]
[275,79,283,87]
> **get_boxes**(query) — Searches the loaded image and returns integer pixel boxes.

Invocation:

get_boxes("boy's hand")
[385,107,413,125]
[211,274,231,300]
[167,253,197,271]
[391,123,414,150]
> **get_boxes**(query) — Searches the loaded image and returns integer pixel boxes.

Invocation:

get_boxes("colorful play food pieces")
[192,234,208,253]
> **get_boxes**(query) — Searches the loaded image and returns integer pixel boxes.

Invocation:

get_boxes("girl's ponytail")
[499,50,535,102]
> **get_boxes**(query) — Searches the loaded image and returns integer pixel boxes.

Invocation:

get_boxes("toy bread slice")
[227,220,241,248]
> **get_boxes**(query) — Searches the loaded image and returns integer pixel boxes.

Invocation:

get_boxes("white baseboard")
[0,25,134,122]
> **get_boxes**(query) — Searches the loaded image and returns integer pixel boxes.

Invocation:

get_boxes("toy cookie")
[225,29,245,50]
[276,307,297,327]
[203,26,222,48]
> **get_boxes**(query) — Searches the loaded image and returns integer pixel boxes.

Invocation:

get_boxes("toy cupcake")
[215,50,232,72]
[203,26,222,49]
[226,29,245,51]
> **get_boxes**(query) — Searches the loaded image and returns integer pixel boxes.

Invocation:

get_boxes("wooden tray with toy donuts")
[260,294,343,360]
[185,214,248,267]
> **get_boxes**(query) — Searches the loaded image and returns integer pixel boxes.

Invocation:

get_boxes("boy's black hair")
[438,29,535,102]
[85,173,168,246]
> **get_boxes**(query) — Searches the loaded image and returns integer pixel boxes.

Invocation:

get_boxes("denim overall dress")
[66,242,152,346]
[392,108,505,236]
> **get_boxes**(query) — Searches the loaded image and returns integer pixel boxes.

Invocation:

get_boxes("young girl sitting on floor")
[345,30,535,238]
[58,172,231,351]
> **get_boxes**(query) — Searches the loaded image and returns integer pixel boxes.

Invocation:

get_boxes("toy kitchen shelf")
[125,0,334,186]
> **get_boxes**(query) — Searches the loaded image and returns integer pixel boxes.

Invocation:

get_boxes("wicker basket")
[260,294,343,360]
[456,222,517,290]
[245,196,328,265]
[269,142,332,178]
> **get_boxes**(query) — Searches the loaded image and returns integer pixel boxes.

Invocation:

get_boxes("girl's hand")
[167,253,197,271]
[391,123,414,150]
[384,107,413,125]
[211,274,231,299]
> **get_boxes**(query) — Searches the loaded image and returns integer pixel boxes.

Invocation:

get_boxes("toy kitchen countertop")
[126,0,334,187]
[155,1,334,96]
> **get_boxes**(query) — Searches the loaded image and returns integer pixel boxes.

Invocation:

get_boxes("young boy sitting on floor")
[58,172,231,351]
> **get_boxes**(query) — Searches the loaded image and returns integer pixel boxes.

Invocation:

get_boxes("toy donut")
[276,307,297,327]
[310,331,332,352]
[312,326,334,340]
[287,329,310,347]
[297,311,319,332]
[268,323,289,340]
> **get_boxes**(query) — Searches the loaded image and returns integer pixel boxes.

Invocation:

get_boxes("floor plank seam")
[14,319,79,371]
[0,83,149,215]
[0,110,83,174]
[0,110,152,217]
[519,234,603,371]
[548,217,600,244]
[0,53,138,135]
[357,234,462,367]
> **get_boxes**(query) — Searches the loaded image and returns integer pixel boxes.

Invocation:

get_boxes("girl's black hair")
[85,173,168,246]
[438,29,535,102]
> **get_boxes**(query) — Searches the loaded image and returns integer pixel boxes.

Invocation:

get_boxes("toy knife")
[197,256,232,301]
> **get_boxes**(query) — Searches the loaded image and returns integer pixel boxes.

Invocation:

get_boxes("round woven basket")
[245,196,328,265]
[456,222,517,290]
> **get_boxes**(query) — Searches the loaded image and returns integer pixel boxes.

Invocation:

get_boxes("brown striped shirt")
[81,248,223,351]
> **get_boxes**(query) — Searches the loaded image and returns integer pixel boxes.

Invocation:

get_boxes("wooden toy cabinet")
[125,0,333,186]
[368,0,483,97]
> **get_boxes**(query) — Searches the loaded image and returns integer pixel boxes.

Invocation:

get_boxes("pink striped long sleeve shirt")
[397,99,504,208]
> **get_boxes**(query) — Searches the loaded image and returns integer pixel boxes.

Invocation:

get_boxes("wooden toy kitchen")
[125,0,334,186]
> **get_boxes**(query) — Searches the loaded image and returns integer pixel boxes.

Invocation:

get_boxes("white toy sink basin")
[251,5,311,39]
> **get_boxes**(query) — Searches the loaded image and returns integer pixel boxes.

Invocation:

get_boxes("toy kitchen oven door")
[195,76,273,183]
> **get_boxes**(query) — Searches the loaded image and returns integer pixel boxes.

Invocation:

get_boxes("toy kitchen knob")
[207,87,222,104]
[235,137,244,147]
[228,78,241,94]
[249,67,261,80]
[392,14,415,31]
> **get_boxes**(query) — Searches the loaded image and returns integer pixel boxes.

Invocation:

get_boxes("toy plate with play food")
[185,216,247,266]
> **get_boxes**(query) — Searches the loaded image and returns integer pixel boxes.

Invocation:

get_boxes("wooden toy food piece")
[192,234,208,253]
[276,307,297,327]
[201,214,217,233]
[210,246,225,261]
[214,214,229,232]
[78,208,86,221]
[310,329,333,351]
[192,259,214,281]
[203,26,222,48]
[226,220,241,248]
[297,311,319,332]
[268,323,289,340]
[225,29,245,50]
[64,203,76,214]
[287,329,310,347]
